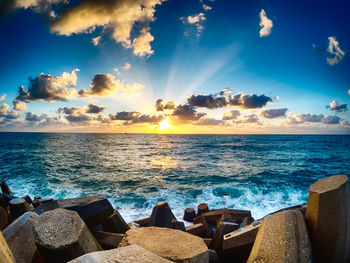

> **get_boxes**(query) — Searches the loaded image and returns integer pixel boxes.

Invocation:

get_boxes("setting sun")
[158,118,172,131]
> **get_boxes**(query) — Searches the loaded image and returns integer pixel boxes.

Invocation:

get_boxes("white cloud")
[0,94,6,101]
[326,36,346,65]
[13,100,27,111]
[181,13,206,37]
[50,0,165,57]
[348,89,350,96]
[259,9,273,37]
[91,36,101,46]
[123,63,131,70]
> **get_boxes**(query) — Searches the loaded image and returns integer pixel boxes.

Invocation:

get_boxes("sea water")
[0,133,349,222]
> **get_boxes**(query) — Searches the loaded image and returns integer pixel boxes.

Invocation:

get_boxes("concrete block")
[201,209,251,226]
[247,210,312,263]
[133,216,150,227]
[241,216,254,227]
[209,221,239,255]
[0,207,8,230]
[101,209,130,234]
[3,212,40,263]
[91,230,125,250]
[197,203,209,216]
[148,203,177,229]
[186,223,207,237]
[193,215,213,237]
[33,208,102,263]
[58,195,114,228]
[9,198,31,221]
[305,174,350,263]
[0,182,13,196]
[119,226,209,262]
[183,207,196,222]
[172,219,186,231]
[0,231,15,263]
[32,199,59,215]
[67,244,173,263]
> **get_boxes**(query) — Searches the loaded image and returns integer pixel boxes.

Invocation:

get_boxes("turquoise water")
[0,133,349,222]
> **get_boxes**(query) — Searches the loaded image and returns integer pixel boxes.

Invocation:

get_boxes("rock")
[0,194,8,209]
[305,174,350,263]
[32,199,59,215]
[241,216,254,227]
[39,198,53,204]
[208,249,219,263]
[9,198,31,221]
[171,219,186,231]
[128,222,139,229]
[133,217,150,227]
[0,182,13,196]
[0,231,15,263]
[2,211,40,263]
[91,230,125,250]
[32,199,42,208]
[101,209,130,233]
[34,195,41,200]
[186,223,207,237]
[22,195,32,204]
[58,195,114,228]
[183,207,196,222]
[193,216,213,237]
[222,221,261,263]
[156,201,170,208]
[119,227,209,262]
[33,208,102,263]
[209,221,239,254]
[247,210,312,263]
[148,203,177,229]
[197,203,209,216]
[67,244,173,263]
[0,207,8,230]
[1,193,17,204]
[200,209,251,226]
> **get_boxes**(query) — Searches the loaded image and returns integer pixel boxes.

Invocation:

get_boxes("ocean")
[0,133,349,223]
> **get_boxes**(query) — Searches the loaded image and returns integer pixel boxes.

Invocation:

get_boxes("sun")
[158,117,172,130]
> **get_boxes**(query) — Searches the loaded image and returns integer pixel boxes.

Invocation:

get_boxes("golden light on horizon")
[158,117,172,131]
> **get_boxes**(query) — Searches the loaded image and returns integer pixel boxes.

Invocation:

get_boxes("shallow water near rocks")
[1,133,349,222]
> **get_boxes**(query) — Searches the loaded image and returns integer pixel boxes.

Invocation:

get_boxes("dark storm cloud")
[78,74,117,97]
[154,99,176,111]
[109,111,164,125]
[187,92,272,109]
[172,104,206,121]
[260,108,288,118]
[86,104,105,114]
[14,70,78,102]
[25,112,47,122]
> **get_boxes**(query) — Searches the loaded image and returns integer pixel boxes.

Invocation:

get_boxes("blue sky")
[0,0,349,133]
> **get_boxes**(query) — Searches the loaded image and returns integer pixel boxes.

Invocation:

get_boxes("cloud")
[326,36,346,65]
[0,94,6,101]
[172,104,206,122]
[196,118,224,126]
[25,112,47,122]
[109,111,163,125]
[286,113,342,125]
[181,12,206,37]
[86,104,105,114]
[327,100,348,112]
[50,0,165,57]
[0,0,67,16]
[322,115,341,125]
[219,88,231,96]
[123,63,131,70]
[240,114,259,123]
[15,69,79,102]
[259,9,273,37]
[187,92,273,109]
[155,99,176,111]
[260,108,287,118]
[78,73,144,97]
[223,110,240,120]
[0,103,20,120]
[0,103,10,116]
[13,100,27,111]
[348,89,350,96]
[91,36,101,46]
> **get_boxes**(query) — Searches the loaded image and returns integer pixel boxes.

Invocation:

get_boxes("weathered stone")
[197,203,209,216]
[32,199,42,208]
[0,194,8,210]
[201,209,251,226]
[171,219,186,231]
[0,182,13,196]
[193,215,213,237]
[156,201,170,208]
[0,207,8,230]
[208,249,219,263]
[186,223,207,237]
[9,198,31,221]
[241,216,254,227]
[91,230,125,250]
[305,174,350,263]
[148,204,177,228]
[0,231,15,263]
[67,244,173,263]
[32,199,59,215]
[58,195,114,228]
[222,221,261,262]
[247,210,312,263]
[203,238,212,247]
[1,193,17,204]
[101,209,130,233]
[39,198,53,204]
[133,216,150,227]
[2,211,39,263]
[33,208,102,263]
[183,207,196,222]
[209,221,239,254]
[22,195,32,204]
[119,227,209,262]
[128,222,139,229]
[34,195,41,200]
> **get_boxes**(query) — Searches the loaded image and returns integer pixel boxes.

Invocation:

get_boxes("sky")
[0,0,349,134]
